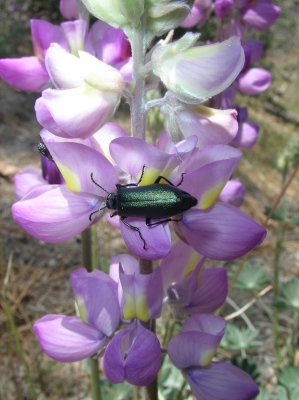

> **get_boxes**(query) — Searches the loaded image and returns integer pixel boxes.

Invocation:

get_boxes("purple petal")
[110,137,180,184]
[109,254,139,282]
[219,180,245,207]
[186,268,228,314]
[243,39,264,64]
[12,185,99,242]
[103,322,161,386]
[242,2,280,30]
[120,217,172,260]
[14,167,46,200]
[70,268,120,335]
[179,203,266,260]
[33,314,105,362]
[119,267,163,321]
[180,1,211,28]
[237,68,272,95]
[59,0,80,19]
[44,141,118,196]
[0,57,49,92]
[159,240,201,292]
[214,0,234,19]
[232,120,259,149]
[180,153,242,209]
[186,362,259,400]
[30,19,68,59]
[168,314,226,368]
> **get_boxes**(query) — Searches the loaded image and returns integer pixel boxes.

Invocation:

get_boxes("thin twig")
[225,285,273,323]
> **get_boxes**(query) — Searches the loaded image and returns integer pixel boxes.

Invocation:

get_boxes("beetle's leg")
[120,217,147,250]
[137,164,146,185]
[118,165,147,188]
[154,173,186,187]
[110,211,118,218]
[90,173,110,194]
[146,216,182,226]
[89,204,107,221]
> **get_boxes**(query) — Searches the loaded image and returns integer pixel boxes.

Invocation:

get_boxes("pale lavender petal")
[168,314,226,368]
[109,254,139,282]
[186,362,259,400]
[14,167,46,200]
[0,57,49,92]
[33,314,105,362]
[110,137,179,184]
[103,323,161,386]
[30,19,68,59]
[180,152,242,208]
[36,86,119,139]
[177,107,238,148]
[120,217,172,260]
[12,185,100,242]
[219,180,245,207]
[70,268,120,335]
[232,120,259,148]
[242,2,280,30]
[186,268,228,314]
[44,141,118,196]
[237,68,272,95]
[179,203,266,260]
[61,20,88,55]
[117,57,133,81]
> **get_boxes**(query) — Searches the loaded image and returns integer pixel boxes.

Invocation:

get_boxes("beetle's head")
[106,193,117,210]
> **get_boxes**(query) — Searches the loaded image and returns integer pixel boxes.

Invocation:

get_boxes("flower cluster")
[0,0,278,398]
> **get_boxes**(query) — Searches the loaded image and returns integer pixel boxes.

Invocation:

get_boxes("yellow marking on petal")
[200,349,215,366]
[199,182,225,210]
[123,294,136,320]
[75,298,88,323]
[56,162,81,192]
[138,167,160,186]
[136,296,150,322]
[182,251,201,277]
[194,104,217,117]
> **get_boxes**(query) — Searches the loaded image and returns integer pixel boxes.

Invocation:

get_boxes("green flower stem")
[81,227,102,400]
[130,16,147,140]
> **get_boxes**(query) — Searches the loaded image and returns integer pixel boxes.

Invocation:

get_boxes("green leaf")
[234,262,269,291]
[278,366,299,391]
[221,324,261,351]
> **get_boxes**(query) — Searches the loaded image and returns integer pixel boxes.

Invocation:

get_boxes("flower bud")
[146,0,194,36]
[80,0,144,29]
[152,35,244,103]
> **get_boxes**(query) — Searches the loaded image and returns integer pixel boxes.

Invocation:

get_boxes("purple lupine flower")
[232,106,259,148]
[181,0,212,28]
[168,314,259,399]
[109,254,163,322]
[168,314,227,368]
[33,268,120,362]
[103,320,161,386]
[159,241,228,318]
[59,0,81,20]
[214,0,234,19]
[219,179,245,207]
[241,0,281,30]
[35,44,124,139]
[236,67,272,95]
[162,100,239,148]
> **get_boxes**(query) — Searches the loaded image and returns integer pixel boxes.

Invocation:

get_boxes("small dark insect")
[37,142,54,161]
[90,166,197,249]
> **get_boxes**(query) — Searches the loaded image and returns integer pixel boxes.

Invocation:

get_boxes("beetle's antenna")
[89,204,107,221]
[137,165,146,185]
[90,172,110,195]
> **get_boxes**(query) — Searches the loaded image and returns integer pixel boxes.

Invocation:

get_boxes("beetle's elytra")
[91,166,197,250]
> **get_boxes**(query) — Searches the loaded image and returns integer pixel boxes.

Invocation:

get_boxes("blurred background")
[0,0,299,399]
